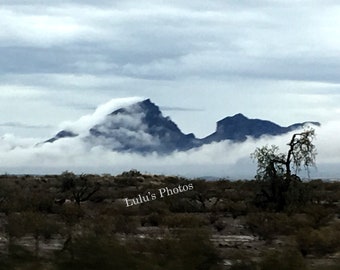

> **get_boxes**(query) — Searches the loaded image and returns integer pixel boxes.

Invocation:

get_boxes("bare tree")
[61,172,100,206]
[251,127,317,211]
[251,128,317,180]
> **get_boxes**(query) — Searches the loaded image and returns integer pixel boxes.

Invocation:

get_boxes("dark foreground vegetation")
[0,170,339,270]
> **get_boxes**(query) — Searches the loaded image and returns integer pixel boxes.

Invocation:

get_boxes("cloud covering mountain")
[1,0,340,141]
[45,98,318,154]
[0,97,337,179]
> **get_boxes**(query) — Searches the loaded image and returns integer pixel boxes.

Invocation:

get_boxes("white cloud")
[0,7,93,47]
[314,121,340,164]
[0,85,46,98]
[60,97,144,135]
[0,115,338,179]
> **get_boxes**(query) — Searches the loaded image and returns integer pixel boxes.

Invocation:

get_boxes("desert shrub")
[212,218,226,232]
[252,175,310,212]
[121,169,142,177]
[55,229,220,270]
[83,214,115,236]
[0,244,46,270]
[141,212,163,227]
[7,212,59,239]
[140,229,221,270]
[163,176,181,184]
[114,177,143,187]
[288,213,313,229]
[0,179,17,213]
[295,223,340,256]
[167,197,204,213]
[59,203,85,226]
[28,191,55,213]
[310,262,340,270]
[227,250,257,270]
[7,211,61,258]
[56,233,138,270]
[230,261,257,270]
[7,213,27,238]
[301,204,335,229]
[163,213,207,228]
[60,171,77,191]
[227,201,248,218]
[245,212,292,240]
[139,199,169,216]
[175,229,221,270]
[61,173,100,205]
[259,247,307,270]
[113,215,137,234]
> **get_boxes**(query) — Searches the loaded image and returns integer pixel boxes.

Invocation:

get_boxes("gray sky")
[1,0,340,177]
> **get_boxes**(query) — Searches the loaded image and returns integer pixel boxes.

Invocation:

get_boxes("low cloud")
[0,122,52,129]
[60,97,143,136]
[0,85,46,99]
[160,106,204,112]
[0,110,338,179]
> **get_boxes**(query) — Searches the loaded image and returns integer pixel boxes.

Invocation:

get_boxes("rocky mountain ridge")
[46,99,320,153]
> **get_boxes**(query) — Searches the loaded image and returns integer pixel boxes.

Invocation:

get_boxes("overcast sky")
[1,0,340,177]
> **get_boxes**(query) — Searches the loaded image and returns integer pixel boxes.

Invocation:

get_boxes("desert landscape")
[1,0,340,269]
[0,170,339,269]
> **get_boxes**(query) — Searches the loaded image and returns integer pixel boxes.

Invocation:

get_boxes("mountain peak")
[45,99,319,154]
[204,113,303,143]
[138,98,162,117]
[232,113,247,118]
[88,98,199,153]
[140,98,152,105]
[109,98,161,116]
[136,98,157,110]
[224,113,248,121]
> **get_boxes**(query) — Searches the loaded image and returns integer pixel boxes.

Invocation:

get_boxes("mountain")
[46,99,201,154]
[45,99,320,153]
[45,130,78,143]
[87,99,200,153]
[203,113,320,143]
